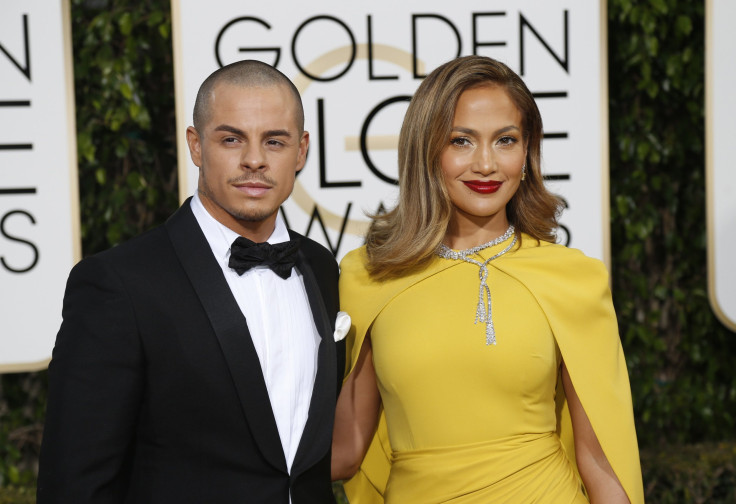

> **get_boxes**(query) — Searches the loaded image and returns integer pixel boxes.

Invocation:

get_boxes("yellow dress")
[339,235,644,504]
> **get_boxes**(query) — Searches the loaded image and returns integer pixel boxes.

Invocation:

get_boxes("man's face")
[186,82,308,239]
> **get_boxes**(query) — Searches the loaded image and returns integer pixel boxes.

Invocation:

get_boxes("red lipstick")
[463,180,502,194]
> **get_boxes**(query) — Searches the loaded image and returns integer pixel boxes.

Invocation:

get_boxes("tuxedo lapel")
[165,201,287,473]
[290,244,337,478]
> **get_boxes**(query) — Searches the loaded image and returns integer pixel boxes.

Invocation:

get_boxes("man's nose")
[241,144,266,170]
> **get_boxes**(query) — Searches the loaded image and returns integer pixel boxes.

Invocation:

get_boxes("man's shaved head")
[192,60,304,134]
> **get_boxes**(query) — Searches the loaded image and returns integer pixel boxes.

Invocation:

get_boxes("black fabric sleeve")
[37,255,144,503]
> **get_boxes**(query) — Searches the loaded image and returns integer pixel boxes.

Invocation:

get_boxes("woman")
[332,56,644,503]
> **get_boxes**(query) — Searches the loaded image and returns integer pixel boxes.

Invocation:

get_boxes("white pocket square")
[334,311,351,342]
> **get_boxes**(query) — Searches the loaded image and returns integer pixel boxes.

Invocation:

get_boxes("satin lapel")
[165,201,287,472]
[290,246,336,477]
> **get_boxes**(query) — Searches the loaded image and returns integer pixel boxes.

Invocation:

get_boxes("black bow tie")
[228,237,300,280]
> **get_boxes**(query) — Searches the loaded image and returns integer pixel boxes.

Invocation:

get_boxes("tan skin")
[440,85,525,248]
[332,86,630,503]
[186,82,309,242]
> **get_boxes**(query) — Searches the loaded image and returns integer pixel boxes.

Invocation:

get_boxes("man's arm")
[37,256,144,503]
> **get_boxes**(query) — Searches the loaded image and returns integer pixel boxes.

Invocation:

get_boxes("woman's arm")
[561,363,630,504]
[331,335,382,481]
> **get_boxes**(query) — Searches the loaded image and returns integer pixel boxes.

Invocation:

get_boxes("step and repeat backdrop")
[0,0,80,372]
[172,0,610,263]
[706,0,736,331]
[1,0,733,372]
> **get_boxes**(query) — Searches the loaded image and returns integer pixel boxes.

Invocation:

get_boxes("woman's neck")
[443,216,511,250]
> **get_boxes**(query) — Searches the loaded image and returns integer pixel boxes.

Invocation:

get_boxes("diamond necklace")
[436,225,516,345]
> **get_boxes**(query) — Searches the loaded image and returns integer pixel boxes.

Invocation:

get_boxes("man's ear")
[296,131,309,173]
[186,126,202,167]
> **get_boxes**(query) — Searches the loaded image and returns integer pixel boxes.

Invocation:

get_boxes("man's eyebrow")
[213,124,245,136]
[263,129,292,138]
[211,125,293,139]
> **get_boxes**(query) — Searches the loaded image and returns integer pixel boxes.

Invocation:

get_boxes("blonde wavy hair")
[365,55,562,280]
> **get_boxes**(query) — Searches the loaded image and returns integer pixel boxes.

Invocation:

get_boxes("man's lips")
[463,180,502,194]
[234,182,271,196]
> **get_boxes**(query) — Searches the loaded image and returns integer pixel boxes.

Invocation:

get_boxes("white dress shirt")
[190,193,320,476]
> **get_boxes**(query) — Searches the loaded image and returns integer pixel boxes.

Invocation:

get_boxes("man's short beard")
[225,206,278,223]
[197,182,279,223]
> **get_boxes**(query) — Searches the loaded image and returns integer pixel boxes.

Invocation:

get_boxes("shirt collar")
[190,192,291,264]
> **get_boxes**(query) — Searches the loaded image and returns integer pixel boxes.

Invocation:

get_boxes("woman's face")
[440,84,526,234]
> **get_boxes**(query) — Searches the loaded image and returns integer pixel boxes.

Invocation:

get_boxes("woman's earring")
[521,164,527,181]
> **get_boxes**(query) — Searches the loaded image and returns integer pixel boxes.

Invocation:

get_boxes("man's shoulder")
[289,230,337,266]
[90,223,170,264]
[61,223,174,297]
[86,202,193,265]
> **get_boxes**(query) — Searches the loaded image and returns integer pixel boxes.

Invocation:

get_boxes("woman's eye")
[498,136,517,146]
[450,137,470,147]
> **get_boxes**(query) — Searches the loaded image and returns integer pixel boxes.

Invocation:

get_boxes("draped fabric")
[387,434,585,503]
[339,236,644,504]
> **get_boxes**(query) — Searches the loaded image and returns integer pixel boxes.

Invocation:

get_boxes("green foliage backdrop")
[1,0,734,500]
[72,0,178,252]
[608,0,736,446]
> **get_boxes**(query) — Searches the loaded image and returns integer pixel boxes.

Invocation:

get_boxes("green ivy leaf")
[651,0,668,14]
[119,12,133,36]
[95,168,107,185]
[7,465,19,485]
[158,23,170,39]
[676,15,693,36]
[120,81,133,100]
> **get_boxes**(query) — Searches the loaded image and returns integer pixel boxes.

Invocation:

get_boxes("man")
[38,60,343,503]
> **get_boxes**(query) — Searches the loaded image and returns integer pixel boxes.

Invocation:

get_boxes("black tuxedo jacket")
[38,200,343,503]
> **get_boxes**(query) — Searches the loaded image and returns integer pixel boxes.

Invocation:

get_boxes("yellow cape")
[339,237,644,504]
